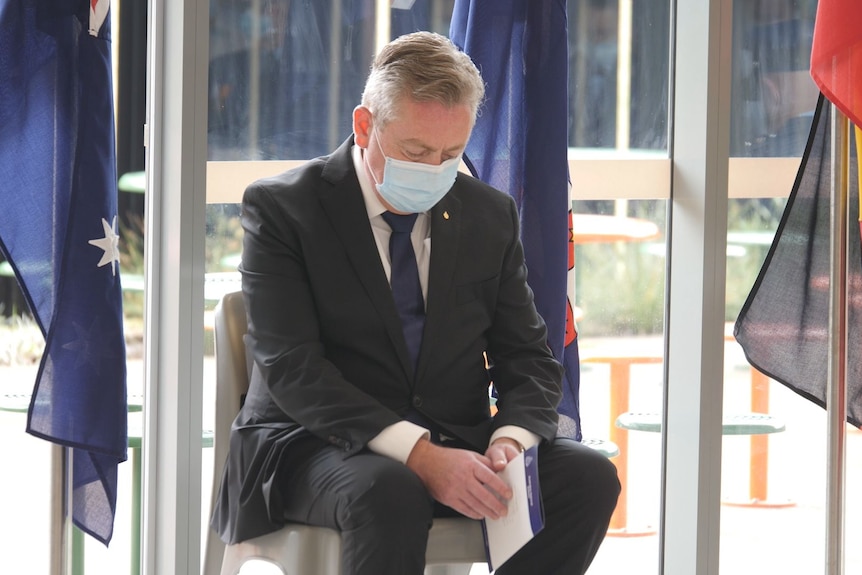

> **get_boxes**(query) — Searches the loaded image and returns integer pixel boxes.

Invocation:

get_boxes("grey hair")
[361,31,485,129]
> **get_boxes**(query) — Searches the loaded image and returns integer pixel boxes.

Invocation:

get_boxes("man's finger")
[473,464,513,501]
[465,477,510,519]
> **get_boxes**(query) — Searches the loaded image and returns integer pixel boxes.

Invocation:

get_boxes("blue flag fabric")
[0,0,127,545]
[449,0,582,439]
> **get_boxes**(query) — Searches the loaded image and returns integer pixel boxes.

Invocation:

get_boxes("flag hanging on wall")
[0,0,127,545]
[735,95,862,426]
[449,0,582,439]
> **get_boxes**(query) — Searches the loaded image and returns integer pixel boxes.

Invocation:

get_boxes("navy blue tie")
[382,211,425,370]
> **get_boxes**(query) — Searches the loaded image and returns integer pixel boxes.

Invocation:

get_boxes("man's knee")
[339,458,433,533]
[335,459,432,575]
[585,448,622,514]
[541,439,621,515]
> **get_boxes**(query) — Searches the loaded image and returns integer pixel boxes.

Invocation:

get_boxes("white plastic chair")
[203,291,486,575]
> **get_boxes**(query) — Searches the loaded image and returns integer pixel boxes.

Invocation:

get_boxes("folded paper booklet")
[481,444,544,570]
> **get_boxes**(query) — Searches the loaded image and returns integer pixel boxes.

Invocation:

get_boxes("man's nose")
[423,153,446,166]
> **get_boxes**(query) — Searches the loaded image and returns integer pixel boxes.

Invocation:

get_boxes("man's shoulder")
[250,155,329,190]
[243,145,354,207]
[452,172,514,209]
[247,137,354,193]
[241,163,322,215]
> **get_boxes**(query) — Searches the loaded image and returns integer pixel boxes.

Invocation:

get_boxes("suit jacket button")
[412,396,423,407]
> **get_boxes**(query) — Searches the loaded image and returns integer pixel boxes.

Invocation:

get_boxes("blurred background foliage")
[574,196,786,337]
[0,194,789,361]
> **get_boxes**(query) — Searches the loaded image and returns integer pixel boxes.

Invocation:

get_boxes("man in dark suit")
[212,31,619,574]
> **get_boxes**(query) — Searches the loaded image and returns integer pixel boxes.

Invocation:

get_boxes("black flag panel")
[735,94,862,427]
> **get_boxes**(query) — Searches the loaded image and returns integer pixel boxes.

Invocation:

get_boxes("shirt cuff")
[490,425,540,452]
[366,420,430,464]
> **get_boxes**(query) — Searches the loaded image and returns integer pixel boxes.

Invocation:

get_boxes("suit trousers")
[277,437,620,575]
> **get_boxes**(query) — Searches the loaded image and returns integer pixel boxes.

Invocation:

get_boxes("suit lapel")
[318,139,415,379]
[417,192,462,381]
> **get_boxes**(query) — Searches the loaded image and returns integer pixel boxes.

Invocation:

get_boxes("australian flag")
[450,0,582,439]
[0,0,127,545]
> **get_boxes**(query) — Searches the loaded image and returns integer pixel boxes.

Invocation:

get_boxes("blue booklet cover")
[480,444,545,570]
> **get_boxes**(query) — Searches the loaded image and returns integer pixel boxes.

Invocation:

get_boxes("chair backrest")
[204,291,251,575]
[213,290,252,433]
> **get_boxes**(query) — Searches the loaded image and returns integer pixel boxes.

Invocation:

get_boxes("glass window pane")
[574,198,666,572]
[567,2,671,569]
[729,0,819,157]
[724,1,828,571]
[209,0,374,160]
[207,0,457,162]
[567,0,671,153]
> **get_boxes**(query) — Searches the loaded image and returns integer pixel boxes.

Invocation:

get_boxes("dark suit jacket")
[212,136,563,544]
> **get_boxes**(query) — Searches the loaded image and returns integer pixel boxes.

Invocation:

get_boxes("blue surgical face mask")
[366,131,460,213]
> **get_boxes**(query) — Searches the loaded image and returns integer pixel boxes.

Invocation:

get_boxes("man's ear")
[353,106,372,148]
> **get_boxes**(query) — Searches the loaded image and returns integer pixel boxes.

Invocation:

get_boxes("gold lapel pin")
[443,211,450,220]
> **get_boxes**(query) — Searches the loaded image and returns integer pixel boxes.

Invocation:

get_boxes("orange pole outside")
[749,368,770,502]
[607,361,630,532]
[582,352,661,534]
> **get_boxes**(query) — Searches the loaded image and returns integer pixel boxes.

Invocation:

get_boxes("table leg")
[132,446,141,575]
[72,527,85,575]
[51,444,64,575]
[723,368,794,508]
[607,362,628,532]
[749,369,770,502]
[607,362,655,536]
[62,447,86,575]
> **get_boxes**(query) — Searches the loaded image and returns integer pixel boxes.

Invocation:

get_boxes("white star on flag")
[61,319,104,372]
[89,215,120,276]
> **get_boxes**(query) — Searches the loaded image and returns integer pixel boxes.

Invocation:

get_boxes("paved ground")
[3,339,862,574]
